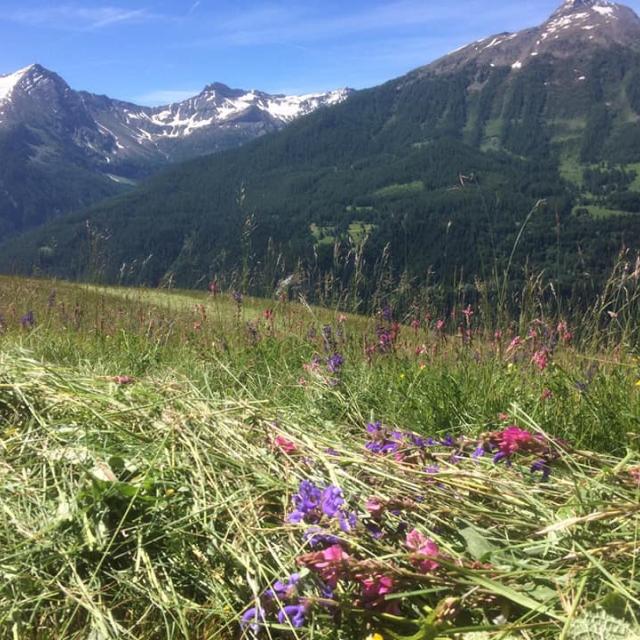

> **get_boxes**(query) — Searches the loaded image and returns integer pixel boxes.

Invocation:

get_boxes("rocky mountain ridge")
[0,64,350,234]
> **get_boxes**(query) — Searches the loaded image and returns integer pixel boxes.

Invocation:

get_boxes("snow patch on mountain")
[593,4,615,15]
[0,66,31,103]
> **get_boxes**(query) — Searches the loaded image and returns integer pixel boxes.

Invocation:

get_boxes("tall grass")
[0,275,639,638]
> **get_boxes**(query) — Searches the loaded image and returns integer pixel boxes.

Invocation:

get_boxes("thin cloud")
[188,0,551,48]
[3,5,153,31]
[187,1,201,16]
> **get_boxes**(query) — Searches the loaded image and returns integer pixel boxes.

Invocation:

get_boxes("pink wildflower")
[532,349,549,371]
[358,574,399,613]
[406,529,440,572]
[496,426,537,455]
[557,322,573,343]
[506,336,523,353]
[361,574,395,601]
[365,497,385,519]
[297,544,350,588]
[113,375,135,385]
[541,388,553,401]
[274,435,298,455]
[435,319,445,332]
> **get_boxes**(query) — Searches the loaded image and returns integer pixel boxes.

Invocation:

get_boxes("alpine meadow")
[0,1,640,639]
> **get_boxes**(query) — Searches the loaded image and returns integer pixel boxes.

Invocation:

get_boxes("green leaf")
[465,574,565,621]
[567,610,640,640]
[460,526,498,561]
[600,593,628,620]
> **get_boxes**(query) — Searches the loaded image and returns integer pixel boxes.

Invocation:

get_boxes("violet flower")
[531,459,552,481]
[241,606,265,633]
[303,527,341,548]
[20,311,35,329]
[277,604,307,628]
[327,353,344,374]
[265,574,301,601]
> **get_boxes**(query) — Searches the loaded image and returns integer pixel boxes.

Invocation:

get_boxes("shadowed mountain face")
[0,64,350,236]
[2,1,640,295]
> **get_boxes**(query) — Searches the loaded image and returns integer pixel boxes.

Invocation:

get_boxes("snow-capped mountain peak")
[426,0,640,74]
[0,65,35,103]
[137,85,352,138]
[549,0,621,22]
[555,0,616,13]
[0,63,353,184]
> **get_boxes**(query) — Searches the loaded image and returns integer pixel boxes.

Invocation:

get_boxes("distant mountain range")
[0,64,350,235]
[2,0,640,298]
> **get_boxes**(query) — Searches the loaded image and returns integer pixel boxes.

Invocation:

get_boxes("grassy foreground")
[1,276,639,639]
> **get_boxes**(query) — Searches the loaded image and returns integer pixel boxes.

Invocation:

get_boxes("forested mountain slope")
[2,0,640,295]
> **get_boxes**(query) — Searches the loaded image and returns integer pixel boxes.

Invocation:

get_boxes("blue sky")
[2,0,640,105]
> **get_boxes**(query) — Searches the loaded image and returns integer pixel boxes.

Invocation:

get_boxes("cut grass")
[1,276,639,638]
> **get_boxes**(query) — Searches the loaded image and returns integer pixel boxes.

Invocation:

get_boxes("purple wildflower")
[376,326,393,352]
[319,581,335,600]
[531,459,552,481]
[327,353,344,374]
[320,486,344,517]
[337,510,358,533]
[265,574,301,601]
[277,604,308,628]
[365,521,384,540]
[440,434,456,447]
[289,482,353,529]
[322,325,335,351]
[409,433,430,447]
[472,445,485,459]
[241,606,265,633]
[303,527,341,548]
[20,311,35,329]
[232,290,243,304]
[365,439,401,455]
[364,422,403,455]
[289,480,323,524]
[366,421,383,435]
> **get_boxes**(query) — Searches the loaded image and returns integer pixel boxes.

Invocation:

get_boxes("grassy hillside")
[1,276,639,638]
